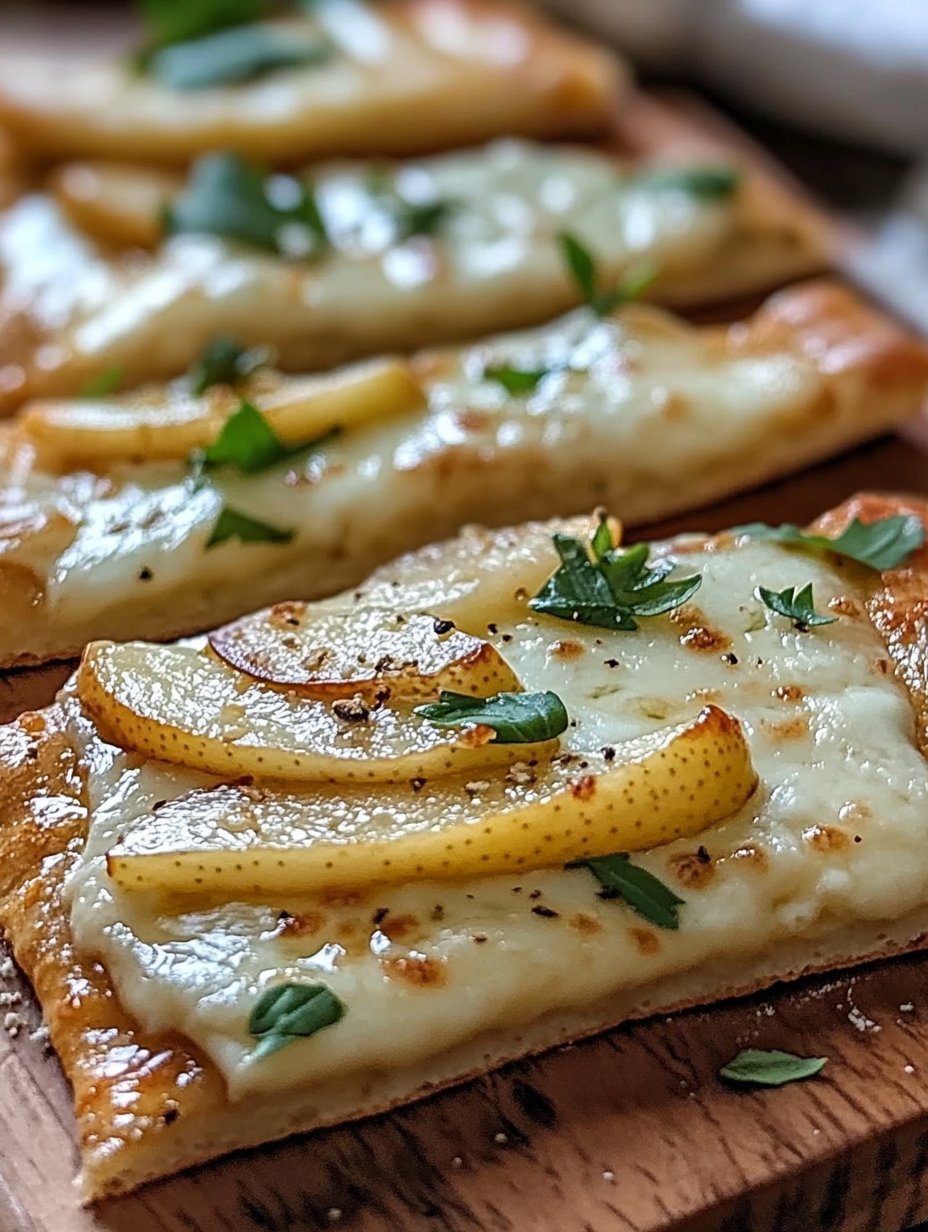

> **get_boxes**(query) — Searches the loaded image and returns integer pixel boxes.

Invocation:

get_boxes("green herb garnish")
[634,166,741,200]
[80,364,125,398]
[756,583,835,631]
[163,152,329,257]
[364,171,456,242]
[195,401,330,476]
[569,853,684,930]
[530,515,701,631]
[248,982,344,1060]
[137,0,267,50]
[558,231,656,317]
[736,516,924,572]
[187,336,272,397]
[482,364,550,395]
[415,689,568,744]
[719,1049,827,1088]
[147,24,329,90]
[206,505,295,548]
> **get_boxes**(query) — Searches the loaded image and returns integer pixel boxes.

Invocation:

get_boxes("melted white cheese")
[1,303,826,657]
[0,140,734,403]
[67,536,928,1100]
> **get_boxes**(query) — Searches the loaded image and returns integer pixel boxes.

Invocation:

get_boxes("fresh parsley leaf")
[163,152,329,257]
[719,1049,827,1088]
[530,517,701,631]
[187,336,272,396]
[635,166,741,200]
[200,401,287,472]
[558,231,656,317]
[147,24,330,90]
[364,173,455,242]
[206,505,295,548]
[248,982,344,1060]
[559,231,597,303]
[482,364,550,395]
[196,400,331,475]
[736,516,925,571]
[392,197,455,241]
[415,689,568,744]
[80,364,125,398]
[137,0,267,49]
[570,853,684,930]
[756,583,835,630]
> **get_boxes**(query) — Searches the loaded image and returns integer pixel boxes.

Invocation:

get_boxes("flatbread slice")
[0,0,621,165]
[0,279,924,667]
[0,136,826,412]
[2,491,928,1202]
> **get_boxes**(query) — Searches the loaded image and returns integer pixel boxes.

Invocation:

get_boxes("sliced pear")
[20,357,425,472]
[19,388,227,470]
[207,606,520,700]
[48,161,183,250]
[106,705,756,898]
[78,641,553,784]
[253,358,426,448]
[349,521,576,638]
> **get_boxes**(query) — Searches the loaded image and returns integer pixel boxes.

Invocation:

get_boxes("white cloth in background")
[540,0,928,155]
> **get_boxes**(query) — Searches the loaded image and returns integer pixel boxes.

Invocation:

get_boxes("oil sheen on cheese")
[66,532,928,1100]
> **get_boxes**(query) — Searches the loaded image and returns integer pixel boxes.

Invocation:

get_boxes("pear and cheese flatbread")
[0,280,924,668]
[3,491,928,1202]
[0,139,826,412]
[0,0,621,165]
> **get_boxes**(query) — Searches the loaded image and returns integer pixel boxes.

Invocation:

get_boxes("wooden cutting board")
[2,9,928,1228]
[9,431,928,1232]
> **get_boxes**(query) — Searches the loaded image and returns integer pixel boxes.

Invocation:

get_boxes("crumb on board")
[326,1209,343,1224]
[494,1132,509,1145]
[3,1011,23,1038]
[451,1155,464,1170]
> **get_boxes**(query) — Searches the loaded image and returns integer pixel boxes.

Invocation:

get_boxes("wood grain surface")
[2,8,928,1230]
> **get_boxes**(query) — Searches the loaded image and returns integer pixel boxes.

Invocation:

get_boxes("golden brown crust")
[0,0,621,165]
[728,281,928,391]
[810,492,928,757]
[4,494,928,1200]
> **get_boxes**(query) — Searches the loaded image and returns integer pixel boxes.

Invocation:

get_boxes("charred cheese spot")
[629,927,660,956]
[803,824,850,853]
[727,844,768,871]
[680,624,732,653]
[380,953,447,988]
[276,910,327,938]
[549,639,585,661]
[670,850,716,889]
[774,684,804,702]
[378,913,421,943]
[762,715,809,741]
[568,912,602,935]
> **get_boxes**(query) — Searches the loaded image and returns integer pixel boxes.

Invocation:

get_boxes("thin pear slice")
[208,606,520,700]
[78,641,552,784]
[254,359,426,448]
[19,357,424,471]
[106,705,756,899]
[48,161,182,250]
